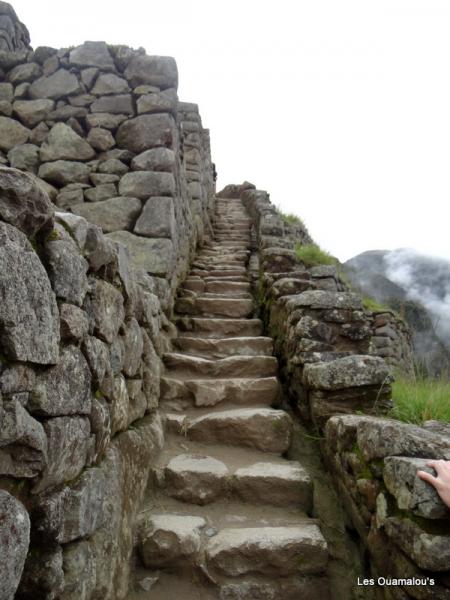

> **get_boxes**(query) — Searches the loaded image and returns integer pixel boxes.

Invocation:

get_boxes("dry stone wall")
[221,184,450,599]
[0,5,215,598]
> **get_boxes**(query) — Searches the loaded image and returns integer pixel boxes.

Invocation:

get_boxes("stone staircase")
[129,198,330,599]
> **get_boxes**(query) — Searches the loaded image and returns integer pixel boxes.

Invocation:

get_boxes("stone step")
[190,269,249,279]
[201,291,253,300]
[160,376,279,408]
[167,407,292,453]
[206,525,328,577]
[175,297,254,319]
[205,280,251,294]
[203,275,249,283]
[173,336,273,358]
[158,453,312,509]
[176,317,262,338]
[163,353,278,378]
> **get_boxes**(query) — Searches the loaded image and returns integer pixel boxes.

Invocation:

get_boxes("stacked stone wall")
[0,6,216,598]
[222,184,450,599]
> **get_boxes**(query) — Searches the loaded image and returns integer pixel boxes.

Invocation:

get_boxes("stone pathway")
[130,198,330,599]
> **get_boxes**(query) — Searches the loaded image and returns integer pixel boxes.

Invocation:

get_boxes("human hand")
[417,460,450,508]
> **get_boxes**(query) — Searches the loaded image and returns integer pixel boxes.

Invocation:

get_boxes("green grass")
[295,243,338,267]
[362,296,391,313]
[276,206,305,227]
[389,376,450,424]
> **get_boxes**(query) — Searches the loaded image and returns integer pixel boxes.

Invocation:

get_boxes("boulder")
[106,230,174,276]
[40,122,95,162]
[0,115,29,151]
[116,113,177,153]
[124,55,178,89]
[134,196,174,237]
[136,87,177,114]
[119,171,175,199]
[84,184,117,202]
[60,303,89,341]
[85,112,127,130]
[0,222,59,364]
[7,62,42,84]
[62,541,97,600]
[285,291,362,311]
[73,196,141,233]
[0,491,30,600]
[139,514,205,567]
[86,127,115,151]
[69,41,115,70]
[29,69,82,99]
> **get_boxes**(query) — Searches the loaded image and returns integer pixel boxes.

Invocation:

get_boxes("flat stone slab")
[161,376,279,407]
[177,318,262,338]
[139,514,206,568]
[164,454,229,505]
[173,336,273,359]
[186,408,292,453]
[206,525,328,577]
[233,461,312,509]
[163,353,278,378]
[303,355,392,390]
[175,297,254,319]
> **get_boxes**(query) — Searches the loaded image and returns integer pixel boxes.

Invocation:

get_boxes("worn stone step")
[160,376,279,408]
[175,297,254,319]
[203,275,249,283]
[201,291,253,300]
[167,407,292,453]
[176,317,263,338]
[158,452,312,510]
[206,525,328,577]
[190,269,249,279]
[173,336,273,358]
[163,353,278,378]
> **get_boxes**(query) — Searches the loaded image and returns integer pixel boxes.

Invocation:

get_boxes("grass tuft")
[295,243,338,267]
[389,376,450,424]
[362,296,391,313]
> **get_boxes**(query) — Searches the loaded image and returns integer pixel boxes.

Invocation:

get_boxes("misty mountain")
[344,248,450,377]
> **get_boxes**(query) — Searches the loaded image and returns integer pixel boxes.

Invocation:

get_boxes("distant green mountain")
[344,249,450,377]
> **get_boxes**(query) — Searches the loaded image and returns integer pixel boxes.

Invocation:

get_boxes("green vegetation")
[389,376,450,424]
[276,206,306,227]
[362,296,391,313]
[295,243,338,267]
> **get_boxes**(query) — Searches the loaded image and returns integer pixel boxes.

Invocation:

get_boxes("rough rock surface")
[0,491,30,600]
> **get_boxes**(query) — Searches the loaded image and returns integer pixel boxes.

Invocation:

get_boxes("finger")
[417,470,440,487]
[425,460,441,469]
[432,461,450,478]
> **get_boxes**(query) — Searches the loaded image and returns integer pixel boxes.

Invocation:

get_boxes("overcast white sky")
[13,0,450,262]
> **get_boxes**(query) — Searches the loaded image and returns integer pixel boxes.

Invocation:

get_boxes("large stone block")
[91,72,130,95]
[29,69,82,99]
[69,42,115,70]
[34,416,91,493]
[13,98,55,126]
[0,398,47,477]
[134,196,175,238]
[37,468,107,543]
[118,171,175,199]
[124,55,178,89]
[0,166,54,236]
[383,456,449,519]
[7,143,40,173]
[303,355,392,390]
[86,279,125,343]
[0,491,30,600]
[40,122,95,162]
[39,160,90,185]
[30,346,91,417]
[0,222,59,364]
[90,94,134,115]
[116,113,177,153]
[136,88,178,114]
[131,147,175,172]
[61,541,97,600]
[286,290,363,311]
[106,230,174,276]
[0,115,29,151]
[73,196,142,233]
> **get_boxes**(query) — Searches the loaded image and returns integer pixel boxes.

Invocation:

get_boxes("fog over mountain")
[344,248,450,376]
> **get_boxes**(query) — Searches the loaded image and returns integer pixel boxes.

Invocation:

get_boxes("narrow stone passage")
[130,198,330,599]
